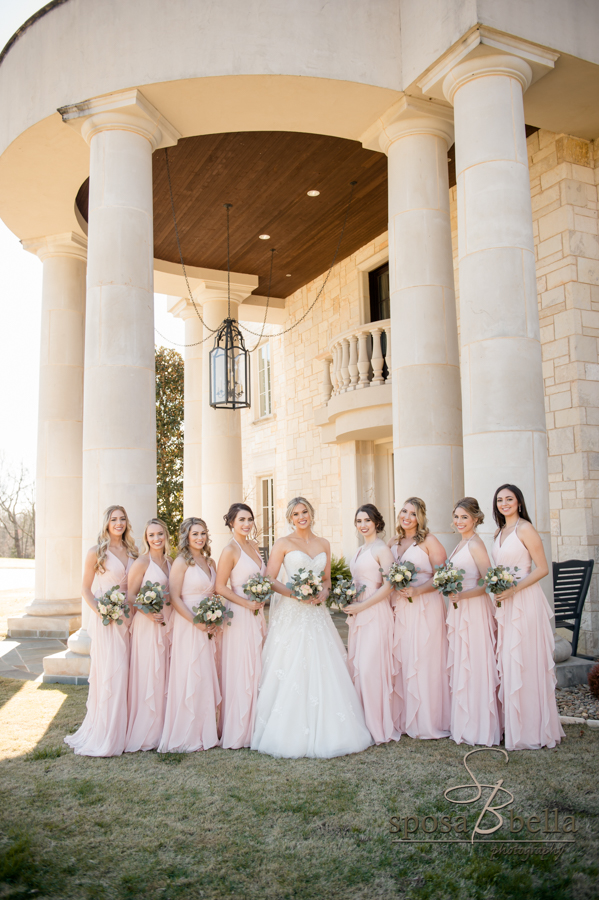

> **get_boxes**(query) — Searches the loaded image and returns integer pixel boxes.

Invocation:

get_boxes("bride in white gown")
[251,497,373,758]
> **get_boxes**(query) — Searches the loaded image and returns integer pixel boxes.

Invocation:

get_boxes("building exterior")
[0,0,597,680]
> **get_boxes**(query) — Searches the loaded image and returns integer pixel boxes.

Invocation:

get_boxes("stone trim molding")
[21,231,87,262]
[362,96,454,155]
[443,54,533,105]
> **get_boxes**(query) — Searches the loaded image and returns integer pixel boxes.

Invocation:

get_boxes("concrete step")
[555,655,595,687]
[42,649,90,685]
[7,612,81,640]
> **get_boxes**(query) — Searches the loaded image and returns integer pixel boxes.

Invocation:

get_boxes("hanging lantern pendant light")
[209,203,251,410]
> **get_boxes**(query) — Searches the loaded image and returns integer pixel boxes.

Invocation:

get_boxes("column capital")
[22,232,87,262]
[194,274,259,310]
[443,54,533,105]
[58,89,180,150]
[364,97,454,154]
[167,295,202,322]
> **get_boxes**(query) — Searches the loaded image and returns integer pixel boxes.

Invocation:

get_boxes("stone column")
[379,98,463,552]
[44,91,179,682]
[167,296,203,518]
[443,56,551,565]
[8,234,86,640]
[198,278,256,557]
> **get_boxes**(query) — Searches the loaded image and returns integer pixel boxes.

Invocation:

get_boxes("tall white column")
[167,296,203,518]
[200,285,245,557]
[8,234,86,640]
[45,91,179,680]
[379,98,463,552]
[443,55,551,558]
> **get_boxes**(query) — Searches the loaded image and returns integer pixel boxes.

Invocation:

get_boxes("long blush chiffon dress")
[158,562,220,752]
[492,522,564,750]
[219,542,267,749]
[65,550,132,757]
[446,540,501,746]
[391,542,450,739]
[348,546,399,744]
[125,558,172,752]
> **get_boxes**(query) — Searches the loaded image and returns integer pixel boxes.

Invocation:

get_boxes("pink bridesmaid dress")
[446,540,501,746]
[125,557,172,752]
[65,550,132,757]
[493,522,564,750]
[158,562,220,752]
[219,541,267,749]
[391,542,450,739]
[348,546,399,744]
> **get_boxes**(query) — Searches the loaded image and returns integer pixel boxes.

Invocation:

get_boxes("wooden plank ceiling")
[77,131,389,299]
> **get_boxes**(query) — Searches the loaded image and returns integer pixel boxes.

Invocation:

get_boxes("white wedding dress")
[250,550,373,758]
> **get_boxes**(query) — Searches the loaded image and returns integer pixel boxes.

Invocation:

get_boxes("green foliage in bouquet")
[330,554,351,589]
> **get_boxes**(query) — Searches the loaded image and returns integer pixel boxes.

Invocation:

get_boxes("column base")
[42,649,90,685]
[7,613,81,640]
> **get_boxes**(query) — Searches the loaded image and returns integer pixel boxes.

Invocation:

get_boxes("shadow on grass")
[0,676,27,713]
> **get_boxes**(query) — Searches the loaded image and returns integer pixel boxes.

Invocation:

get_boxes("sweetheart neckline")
[285,549,327,563]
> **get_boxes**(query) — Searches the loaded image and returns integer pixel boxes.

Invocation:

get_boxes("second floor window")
[258,342,272,417]
[369,263,390,322]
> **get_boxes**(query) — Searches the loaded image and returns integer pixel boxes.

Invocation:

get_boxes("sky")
[0,1,184,477]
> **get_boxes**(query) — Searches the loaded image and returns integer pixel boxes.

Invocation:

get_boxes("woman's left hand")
[151,612,165,624]
[312,589,329,606]
[495,587,517,603]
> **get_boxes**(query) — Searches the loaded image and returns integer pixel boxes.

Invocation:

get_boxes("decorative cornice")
[443,54,533,105]
[22,231,87,262]
[361,96,454,155]
[58,89,180,150]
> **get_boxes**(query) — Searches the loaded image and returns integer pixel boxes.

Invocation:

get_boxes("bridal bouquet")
[133,580,170,625]
[192,595,233,639]
[286,568,324,604]
[97,586,130,626]
[326,577,365,610]
[386,561,418,602]
[433,563,466,609]
[242,573,274,616]
[478,565,520,607]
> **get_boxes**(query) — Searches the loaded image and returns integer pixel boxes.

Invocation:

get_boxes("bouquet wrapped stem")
[433,563,466,609]
[192,595,233,638]
[242,573,274,616]
[133,580,169,625]
[478,566,520,607]
[97,586,130,626]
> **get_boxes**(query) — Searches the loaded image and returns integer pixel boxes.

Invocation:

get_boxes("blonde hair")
[453,497,484,528]
[141,518,172,557]
[178,517,212,566]
[95,505,138,573]
[285,496,315,526]
[395,497,429,546]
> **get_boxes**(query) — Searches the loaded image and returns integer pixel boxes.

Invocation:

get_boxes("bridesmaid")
[65,505,138,757]
[125,518,172,753]
[388,497,450,740]
[492,484,564,750]
[159,518,221,752]
[446,498,501,747]
[216,503,267,749]
[344,504,399,744]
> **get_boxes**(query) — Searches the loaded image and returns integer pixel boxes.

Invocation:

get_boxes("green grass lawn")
[0,678,597,900]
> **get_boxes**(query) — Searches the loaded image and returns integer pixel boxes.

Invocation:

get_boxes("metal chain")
[248,248,275,352]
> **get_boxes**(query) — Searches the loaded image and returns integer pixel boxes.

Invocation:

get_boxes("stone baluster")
[330,343,339,395]
[356,329,371,388]
[339,338,351,392]
[347,334,359,390]
[384,323,392,385]
[370,327,385,386]
[322,356,333,403]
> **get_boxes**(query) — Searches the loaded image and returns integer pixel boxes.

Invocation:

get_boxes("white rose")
[216,610,222,618]
[301,585,311,596]
[147,591,156,599]
[490,576,498,583]
[506,574,513,583]
[110,592,119,602]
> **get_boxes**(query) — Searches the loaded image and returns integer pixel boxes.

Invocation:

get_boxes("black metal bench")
[553,559,594,659]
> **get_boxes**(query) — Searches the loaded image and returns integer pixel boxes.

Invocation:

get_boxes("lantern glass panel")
[211,346,227,405]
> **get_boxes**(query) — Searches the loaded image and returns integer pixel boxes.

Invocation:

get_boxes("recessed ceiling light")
[307,190,320,197]
[286,274,292,277]
[259,234,270,240]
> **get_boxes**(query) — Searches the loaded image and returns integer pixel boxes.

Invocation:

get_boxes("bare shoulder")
[86,546,99,561]
[423,533,445,553]
[518,519,538,537]
[170,555,188,574]
[387,536,399,548]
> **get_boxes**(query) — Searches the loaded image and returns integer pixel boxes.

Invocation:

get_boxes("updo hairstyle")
[452,497,484,528]
[285,496,315,526]
[354,504,385,534]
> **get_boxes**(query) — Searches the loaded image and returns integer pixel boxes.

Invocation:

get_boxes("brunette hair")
[224,503,256,532]
[178,517,212,565]
[285,496,316,526]
[395,497,429,545]
[141,518,172,557]
[95,505,138,573]
[355,504,385,534]
[492,484,532,530]
[452,497,484,528]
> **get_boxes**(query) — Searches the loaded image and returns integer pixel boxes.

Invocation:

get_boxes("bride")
[251,497,373,758]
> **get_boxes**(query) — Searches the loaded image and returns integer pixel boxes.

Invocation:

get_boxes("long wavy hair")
[141,518,172,557]
[394,497,429,545]
[95,505,138,574]
[285,496,316,527]
[178,517,212,566]
[492,484,532,530]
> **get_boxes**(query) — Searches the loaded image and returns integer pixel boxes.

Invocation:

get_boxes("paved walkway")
[0,638,66,681]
